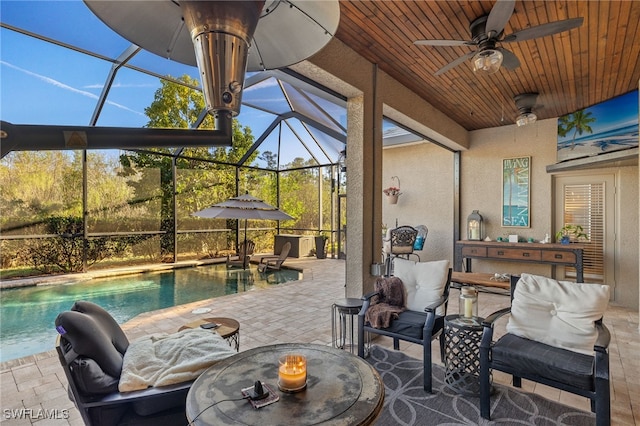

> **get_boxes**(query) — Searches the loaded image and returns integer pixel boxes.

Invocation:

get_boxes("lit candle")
[464,298,473,318]
[278,354,307,392]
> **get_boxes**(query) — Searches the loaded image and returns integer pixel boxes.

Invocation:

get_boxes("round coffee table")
[179,317,240,351]
[186,343,384,425]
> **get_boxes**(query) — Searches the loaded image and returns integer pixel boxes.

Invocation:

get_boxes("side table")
[179,317,240,351]
[331,298,363,354]
[443,314,486,396]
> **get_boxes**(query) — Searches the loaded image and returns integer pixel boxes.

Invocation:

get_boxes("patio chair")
[258,241,291,272]
[358,258,452,392]
[55,301,191,426]
[479,274,611,426]
[227,239,255,269]
[383,225,420,275]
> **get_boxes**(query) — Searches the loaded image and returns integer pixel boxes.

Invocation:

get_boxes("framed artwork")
[502,156,530,227]
[557,90,638,162]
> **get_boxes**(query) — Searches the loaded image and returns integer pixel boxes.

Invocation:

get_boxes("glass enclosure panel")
[86,150,141,233]
[113,150,164,232]
[94,68,164,128]
[279,168,320,232]
[277,124,318,168]
[176,164,235,230]
[0,30,113,126]
[242,76,290,114]
[0,2,131,59]
[177,231,229,261]
[0,151,82,235]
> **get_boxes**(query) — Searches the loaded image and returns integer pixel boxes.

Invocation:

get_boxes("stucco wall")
[461,119,638,309]
[382,143,455,263]
[381,118,639,309]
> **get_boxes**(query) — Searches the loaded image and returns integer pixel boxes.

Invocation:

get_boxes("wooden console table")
[454,240,584,283]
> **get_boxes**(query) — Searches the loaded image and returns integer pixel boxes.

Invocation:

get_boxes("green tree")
[119,75,257,259]
[557,109,596,149]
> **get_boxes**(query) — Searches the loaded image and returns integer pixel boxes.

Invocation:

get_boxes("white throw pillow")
[506,273,610,355]
[393,258,450,314]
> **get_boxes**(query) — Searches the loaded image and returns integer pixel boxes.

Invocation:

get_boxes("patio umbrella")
[192,194,294,267]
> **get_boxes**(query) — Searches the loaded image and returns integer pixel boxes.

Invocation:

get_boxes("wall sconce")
[467,210,484,240]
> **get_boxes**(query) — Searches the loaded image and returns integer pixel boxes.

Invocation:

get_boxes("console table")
[454,240,584,283]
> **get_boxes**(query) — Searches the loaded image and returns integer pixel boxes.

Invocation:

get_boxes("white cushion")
[393,258,450,314]
[506,273,610,355]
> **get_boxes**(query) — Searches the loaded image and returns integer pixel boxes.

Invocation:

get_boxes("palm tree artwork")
[557,109,596,150]
[502,157,530,227]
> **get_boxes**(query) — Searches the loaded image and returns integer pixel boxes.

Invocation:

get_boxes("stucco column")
[344,65,383,298]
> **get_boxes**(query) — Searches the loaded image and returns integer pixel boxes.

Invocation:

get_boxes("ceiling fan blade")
[414,39,471,47]
[503,17,584,43]
[485,0,516,38]
[434,51,476,76]
[498,47,520,70]
[514,93,539,110]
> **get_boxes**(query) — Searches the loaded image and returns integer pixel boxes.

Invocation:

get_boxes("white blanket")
[119,328,235,392]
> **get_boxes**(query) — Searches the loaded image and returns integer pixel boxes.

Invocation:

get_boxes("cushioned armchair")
[55,301,190,426]
[479,274,611,426]
[358,259,452,392]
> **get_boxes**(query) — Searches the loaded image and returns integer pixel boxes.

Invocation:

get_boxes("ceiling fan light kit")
[415,0,584,78]
[514,92,539,127]
[516,112,537,127]
[472,49,503,74]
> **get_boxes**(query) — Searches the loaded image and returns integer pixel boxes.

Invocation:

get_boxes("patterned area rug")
[365,345,595,425]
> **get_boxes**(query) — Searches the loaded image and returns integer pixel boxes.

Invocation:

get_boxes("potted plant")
[383,186,402,204]
[555,224,587,245]
[314,233,328,259]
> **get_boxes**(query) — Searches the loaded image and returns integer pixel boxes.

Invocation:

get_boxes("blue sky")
[2,1,424,167]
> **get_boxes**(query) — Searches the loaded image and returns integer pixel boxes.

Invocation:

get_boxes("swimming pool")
[0,265,301,363]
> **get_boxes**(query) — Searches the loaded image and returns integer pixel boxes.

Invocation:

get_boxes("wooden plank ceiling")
[335,1,640,131]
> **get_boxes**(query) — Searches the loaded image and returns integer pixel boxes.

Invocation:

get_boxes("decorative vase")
[314,236,327,259]
[387,194,399,204]
[560,235,570,245]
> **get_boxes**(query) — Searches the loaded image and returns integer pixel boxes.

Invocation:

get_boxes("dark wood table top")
[186,343,384,425]
[451,272,511,289]
[179,317,240,340]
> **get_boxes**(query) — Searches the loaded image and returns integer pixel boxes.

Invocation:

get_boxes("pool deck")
[1,258,639,425]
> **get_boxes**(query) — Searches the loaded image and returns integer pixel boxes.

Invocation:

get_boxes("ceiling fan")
[414,0,583,76]
[514,92,539,126]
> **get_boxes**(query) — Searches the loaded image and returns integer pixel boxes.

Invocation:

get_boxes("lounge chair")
[258,241,291,272]
[227,240,255,269]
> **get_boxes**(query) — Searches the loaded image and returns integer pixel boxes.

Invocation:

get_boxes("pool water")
[0,265,300,363]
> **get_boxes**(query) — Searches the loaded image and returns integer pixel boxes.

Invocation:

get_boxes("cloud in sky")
[83,82,156,90]
[1,60,144,116]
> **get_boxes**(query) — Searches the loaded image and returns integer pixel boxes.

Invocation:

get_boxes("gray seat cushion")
[491,333,595,390]
[373,310,444,341]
